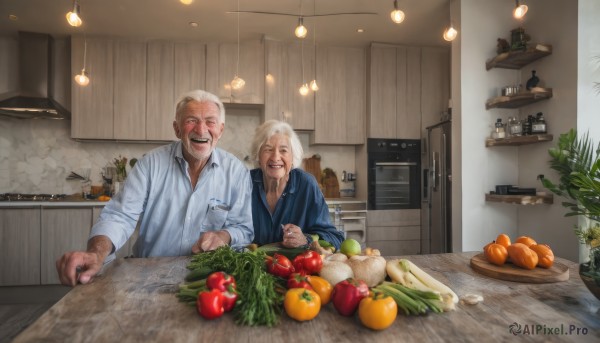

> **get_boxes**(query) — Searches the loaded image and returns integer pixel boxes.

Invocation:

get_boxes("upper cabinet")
[311,45,366,145]
[206,41,264,104]
[264,40,315,131]
[367,44,449,139]
[72,37,208,141]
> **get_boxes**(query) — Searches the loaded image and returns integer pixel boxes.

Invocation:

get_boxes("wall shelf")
[486,88,553,109]
[486,44,552,70]
[485,193,553,205]
[485,134,553,147]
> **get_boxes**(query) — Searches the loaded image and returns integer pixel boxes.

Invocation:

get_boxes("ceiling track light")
[513,0,528,19]
[66,0,82,27]
[390,0,405,24]
[75,39,89,86]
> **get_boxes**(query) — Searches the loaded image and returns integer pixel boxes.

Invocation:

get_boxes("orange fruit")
[484,243,508,266]
[515,236,537,247]
[495,234,511,248]
[530,244,554,268]
[507,243,538,270]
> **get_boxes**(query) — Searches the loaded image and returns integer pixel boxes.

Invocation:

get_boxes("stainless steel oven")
[367,139,421,210]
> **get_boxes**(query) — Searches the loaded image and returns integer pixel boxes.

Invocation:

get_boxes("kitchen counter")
[13,252,599,342]
[0,194,108,207]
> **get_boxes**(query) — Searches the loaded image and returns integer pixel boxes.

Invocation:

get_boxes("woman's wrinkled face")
[173,100,224,164]
[259,133,293,183]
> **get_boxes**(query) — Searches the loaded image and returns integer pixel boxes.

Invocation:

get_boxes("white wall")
[458,0,581,261]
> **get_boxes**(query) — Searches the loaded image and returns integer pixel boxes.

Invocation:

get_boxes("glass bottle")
[493,118,506,139]
[532,112,547,134]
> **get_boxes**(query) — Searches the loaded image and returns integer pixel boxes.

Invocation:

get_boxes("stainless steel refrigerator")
[423,120,452,254]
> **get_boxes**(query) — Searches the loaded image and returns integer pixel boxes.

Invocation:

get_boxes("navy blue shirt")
[251,168,344,250]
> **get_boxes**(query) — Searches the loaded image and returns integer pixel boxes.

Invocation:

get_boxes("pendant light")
[513,0,528,19]
[231,0,245,90]
[66,0,82,27]
[309,0,318,92]
[74,39,89,86]
[299,40,309,96]
[390,0,405,24]
[295,1,308,39]
[442,0,458,42]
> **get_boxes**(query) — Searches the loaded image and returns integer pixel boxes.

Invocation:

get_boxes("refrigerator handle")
[432,152,438,191]
[423,169,429,200]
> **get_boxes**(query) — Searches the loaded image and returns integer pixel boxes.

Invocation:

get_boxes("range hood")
[0,32,70,120]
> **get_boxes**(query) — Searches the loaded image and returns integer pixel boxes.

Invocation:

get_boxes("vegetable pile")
[176,238,460,330]
[482,233,555,269]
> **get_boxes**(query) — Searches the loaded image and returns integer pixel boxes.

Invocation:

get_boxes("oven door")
[369,161,420,210]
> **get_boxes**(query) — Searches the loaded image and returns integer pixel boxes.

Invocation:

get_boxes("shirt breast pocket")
[202,201,230,230]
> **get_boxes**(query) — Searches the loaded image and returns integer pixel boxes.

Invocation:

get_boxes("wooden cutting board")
[303,155,322,187]
[470,253,569,283]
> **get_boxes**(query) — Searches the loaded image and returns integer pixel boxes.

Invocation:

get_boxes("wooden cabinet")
[206,41,264,104]
[146,41,206,141]
[41,208,94,284]
[114,40,147,140]
[0,208,41,286]
[366,209,421,256]
[312,45,366,145]
[368,44,421,139]
[71,36,114,139]
[264,40,315,130]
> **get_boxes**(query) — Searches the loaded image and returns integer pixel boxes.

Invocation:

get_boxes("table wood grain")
[14,252,600,343]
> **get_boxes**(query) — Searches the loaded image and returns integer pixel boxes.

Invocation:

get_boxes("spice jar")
[531,112,547,134]
[508,117,522,136]
[492,118,506,139]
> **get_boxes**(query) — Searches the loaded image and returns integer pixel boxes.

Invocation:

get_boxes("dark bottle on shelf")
[532,112,547,134]
[522,115,534,135]
[526,70,540,90]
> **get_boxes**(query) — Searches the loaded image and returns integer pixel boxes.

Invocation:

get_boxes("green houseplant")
[541,129,600,299]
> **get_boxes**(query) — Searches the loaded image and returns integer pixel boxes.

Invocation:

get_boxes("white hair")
[175,89,225,123]
[250,120,303,168]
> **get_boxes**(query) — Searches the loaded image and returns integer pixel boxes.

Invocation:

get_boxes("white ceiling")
[0,0,451,47]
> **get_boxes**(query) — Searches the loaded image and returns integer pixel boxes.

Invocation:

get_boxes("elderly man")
[56,90,254,286]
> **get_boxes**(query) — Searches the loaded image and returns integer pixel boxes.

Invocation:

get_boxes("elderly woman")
[250,120,344,250]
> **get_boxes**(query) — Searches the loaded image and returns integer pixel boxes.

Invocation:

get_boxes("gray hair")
[175,89,225,123]
[251,120,304,169]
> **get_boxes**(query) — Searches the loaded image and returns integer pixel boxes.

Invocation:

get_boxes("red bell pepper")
[287,273,313,290]
[331,278,369,316]
[206,271,237,292]
[196,289,225,320]
[265,253,295,278]
[292,250,323,275]
[222,287,238,312]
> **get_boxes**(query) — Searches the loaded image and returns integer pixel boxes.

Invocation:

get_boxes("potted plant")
[541,129,600,299]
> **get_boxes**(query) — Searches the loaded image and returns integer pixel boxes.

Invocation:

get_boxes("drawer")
[366,209,420,227]
[367,225,420,241]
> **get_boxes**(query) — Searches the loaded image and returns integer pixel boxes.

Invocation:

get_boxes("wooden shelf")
[486,88,552,109]
[486,134,553,147]
[486,44,552,70]
[485,193,553,205]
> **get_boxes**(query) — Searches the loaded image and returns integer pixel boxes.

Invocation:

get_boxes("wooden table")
[14,252,600,342]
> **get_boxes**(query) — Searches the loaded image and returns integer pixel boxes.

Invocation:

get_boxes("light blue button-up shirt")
[90,142,254,258]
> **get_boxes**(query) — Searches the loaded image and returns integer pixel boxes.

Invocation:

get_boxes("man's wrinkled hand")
[192,230,231,253]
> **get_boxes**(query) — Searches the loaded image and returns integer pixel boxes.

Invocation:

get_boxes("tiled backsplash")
[0,111,357,195]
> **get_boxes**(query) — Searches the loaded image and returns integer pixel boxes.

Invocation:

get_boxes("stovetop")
[0,193,67,201]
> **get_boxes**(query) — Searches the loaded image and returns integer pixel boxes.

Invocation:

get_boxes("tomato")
[530,244,554,268]
[306,275,333,305]
[484,243,508,266]
[515,236,537,247]
[196,289,225,320]
[292,250,323,275]
[495,234,511,248]
[287,273,313,290]
[358,292,398,330]
[206,272,236,292]
[331,278,369,316]
[507,243,539,270]
[284,288,321,321]
[265,253,295,278]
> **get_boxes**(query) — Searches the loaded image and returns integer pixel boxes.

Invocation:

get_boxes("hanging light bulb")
[390,0,405,24]
[310,79,319,91]
[75,39,89,86]
[75,69,89,86]
[299,83,310,96]
[295,17,308,39]
[443,25,458,42]
[180,0,193,4]
[513,0,528,19]
[66,0,82,27]
[231,0,245,90]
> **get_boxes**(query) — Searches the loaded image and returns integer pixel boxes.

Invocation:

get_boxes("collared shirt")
[91,142,254,259]
[250,168,344,250]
